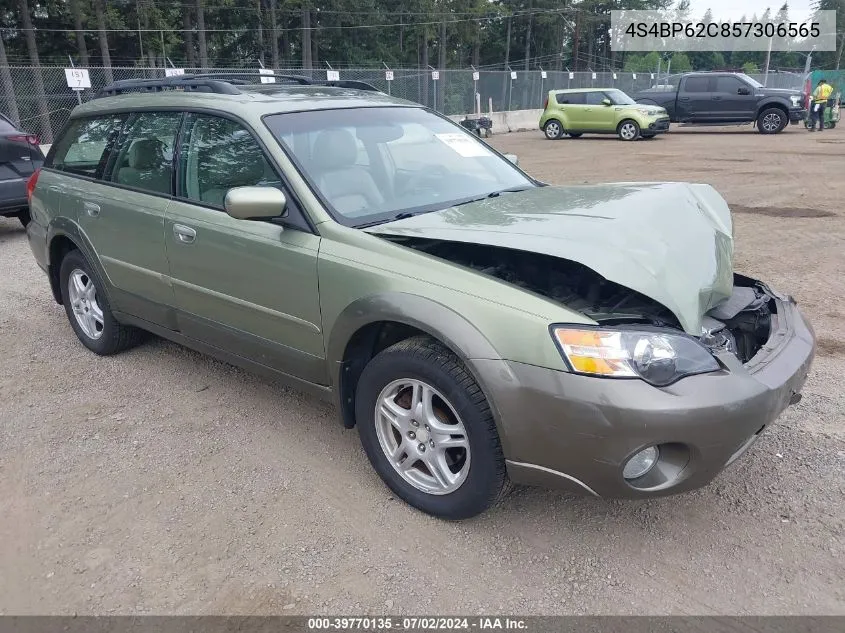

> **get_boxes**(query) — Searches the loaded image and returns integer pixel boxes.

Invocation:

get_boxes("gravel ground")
[0,125,843,615]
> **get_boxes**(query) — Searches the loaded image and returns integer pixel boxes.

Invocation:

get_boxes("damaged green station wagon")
[26,74,815,519]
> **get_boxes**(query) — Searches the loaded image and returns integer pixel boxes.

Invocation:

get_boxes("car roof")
[550,88,619,94]
[70,84,419,120]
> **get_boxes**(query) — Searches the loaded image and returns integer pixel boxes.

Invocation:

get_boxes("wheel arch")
[327,293,502,429]
[46,219,110,306]
[756,100,790,120]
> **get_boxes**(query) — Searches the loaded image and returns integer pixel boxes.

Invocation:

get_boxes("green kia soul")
[25,74,813,519]
[540,88,670,140]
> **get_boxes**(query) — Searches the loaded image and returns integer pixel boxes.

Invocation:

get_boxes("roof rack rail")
[96,75,242,97]
[190,72,313,85]
[95,72,383,99]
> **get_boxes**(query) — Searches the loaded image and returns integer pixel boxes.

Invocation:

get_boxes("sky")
[684,0,817,21]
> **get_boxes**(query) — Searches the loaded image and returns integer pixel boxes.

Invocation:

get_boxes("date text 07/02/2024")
[307,617,528,630]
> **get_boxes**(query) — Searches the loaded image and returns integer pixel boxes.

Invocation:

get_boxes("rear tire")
[16,209,31,227]
[757,108,787,134]
[355,336,509,520]
[59,249,145,355]
[543,119,563,140]
[617,119,640,141]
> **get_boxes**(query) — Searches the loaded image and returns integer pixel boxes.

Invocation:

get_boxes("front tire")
[543,119,563,140]
[617,119,640,141]
[757,108,787,134]
[355,336,509,520]
[59,249,145,355]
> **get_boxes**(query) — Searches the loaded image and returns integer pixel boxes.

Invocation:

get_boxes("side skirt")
[112,311,335,404]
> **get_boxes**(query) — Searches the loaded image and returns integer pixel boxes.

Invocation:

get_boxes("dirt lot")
[1,125,843,615]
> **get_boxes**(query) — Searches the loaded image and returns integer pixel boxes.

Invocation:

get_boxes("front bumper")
[474,290,815,498]
[647,117,671,132]
[789,108,808,123]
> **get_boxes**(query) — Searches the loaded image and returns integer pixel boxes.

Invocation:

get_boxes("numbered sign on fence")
[541,70,547,79]
[385,70,394,81]
[165,68,185,77]
[510,71,517,80]
[327,70,340,81]
[612,72,617,80]
[592,72,597,80]
[431,70,439,80]
[64,68,91,90]
[650,73,655,79]
[569,72,574,79]
[632,73,637,79]
[259,68,275,83]
[472,71,480,81]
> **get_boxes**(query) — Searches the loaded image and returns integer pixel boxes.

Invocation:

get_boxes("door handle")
[679,96,691,101]
[83,201,100,217]
[173,224,197,244]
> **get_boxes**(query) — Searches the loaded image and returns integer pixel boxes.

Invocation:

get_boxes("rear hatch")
[0,117,44,209]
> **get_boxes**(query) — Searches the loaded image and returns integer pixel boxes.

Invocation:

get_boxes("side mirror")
[504,153,519,166]
[601,98,612,106]
[737,87,751,95]
[224,186,287,221]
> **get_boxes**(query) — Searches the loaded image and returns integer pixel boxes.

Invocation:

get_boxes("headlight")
[552,327,720,386]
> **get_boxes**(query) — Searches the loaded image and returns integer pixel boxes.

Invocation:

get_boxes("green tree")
[670,52,692,72]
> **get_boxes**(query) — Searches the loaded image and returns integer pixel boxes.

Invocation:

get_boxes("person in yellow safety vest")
[809,79,834,131]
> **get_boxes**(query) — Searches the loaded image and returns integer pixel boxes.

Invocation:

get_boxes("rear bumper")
[0,177,27,214]
[474,288,815,498]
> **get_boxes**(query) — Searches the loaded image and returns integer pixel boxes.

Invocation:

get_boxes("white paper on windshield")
[435,133,492,158]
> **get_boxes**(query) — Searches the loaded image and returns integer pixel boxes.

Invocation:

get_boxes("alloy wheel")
[374,378,471,495]
[68,269,104,340]
[620,122,638,140]
[762,113,782,132]
[545,121,561,139]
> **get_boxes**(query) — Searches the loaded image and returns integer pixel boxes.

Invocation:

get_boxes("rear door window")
[49,115,125,178]
[682,77,711,93]
[557,92,586,105]
[108,112,182,195]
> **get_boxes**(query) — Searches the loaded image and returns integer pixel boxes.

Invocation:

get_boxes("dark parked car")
[633,72,807,134]
[0,113,44,227]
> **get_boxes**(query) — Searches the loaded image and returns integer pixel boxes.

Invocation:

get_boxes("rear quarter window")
[49,115,125,178]
[556,92,586,105]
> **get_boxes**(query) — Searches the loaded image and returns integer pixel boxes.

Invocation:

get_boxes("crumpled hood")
[366,183,734,335]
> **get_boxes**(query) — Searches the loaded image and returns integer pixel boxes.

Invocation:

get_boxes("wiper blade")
[486,186,533,197]
[449,187,533,209]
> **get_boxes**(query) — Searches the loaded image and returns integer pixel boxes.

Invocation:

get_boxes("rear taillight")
[543,96,549,110]
[26,168,40,204]
[6,133,39,145]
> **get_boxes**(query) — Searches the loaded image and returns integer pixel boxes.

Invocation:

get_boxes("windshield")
[605,89,636,105]
[738,74,764,88]
[264,107,534,227]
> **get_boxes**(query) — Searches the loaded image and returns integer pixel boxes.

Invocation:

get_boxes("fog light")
[623,446,659,480]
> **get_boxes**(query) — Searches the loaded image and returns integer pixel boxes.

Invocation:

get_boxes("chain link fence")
[1,65,806,143]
